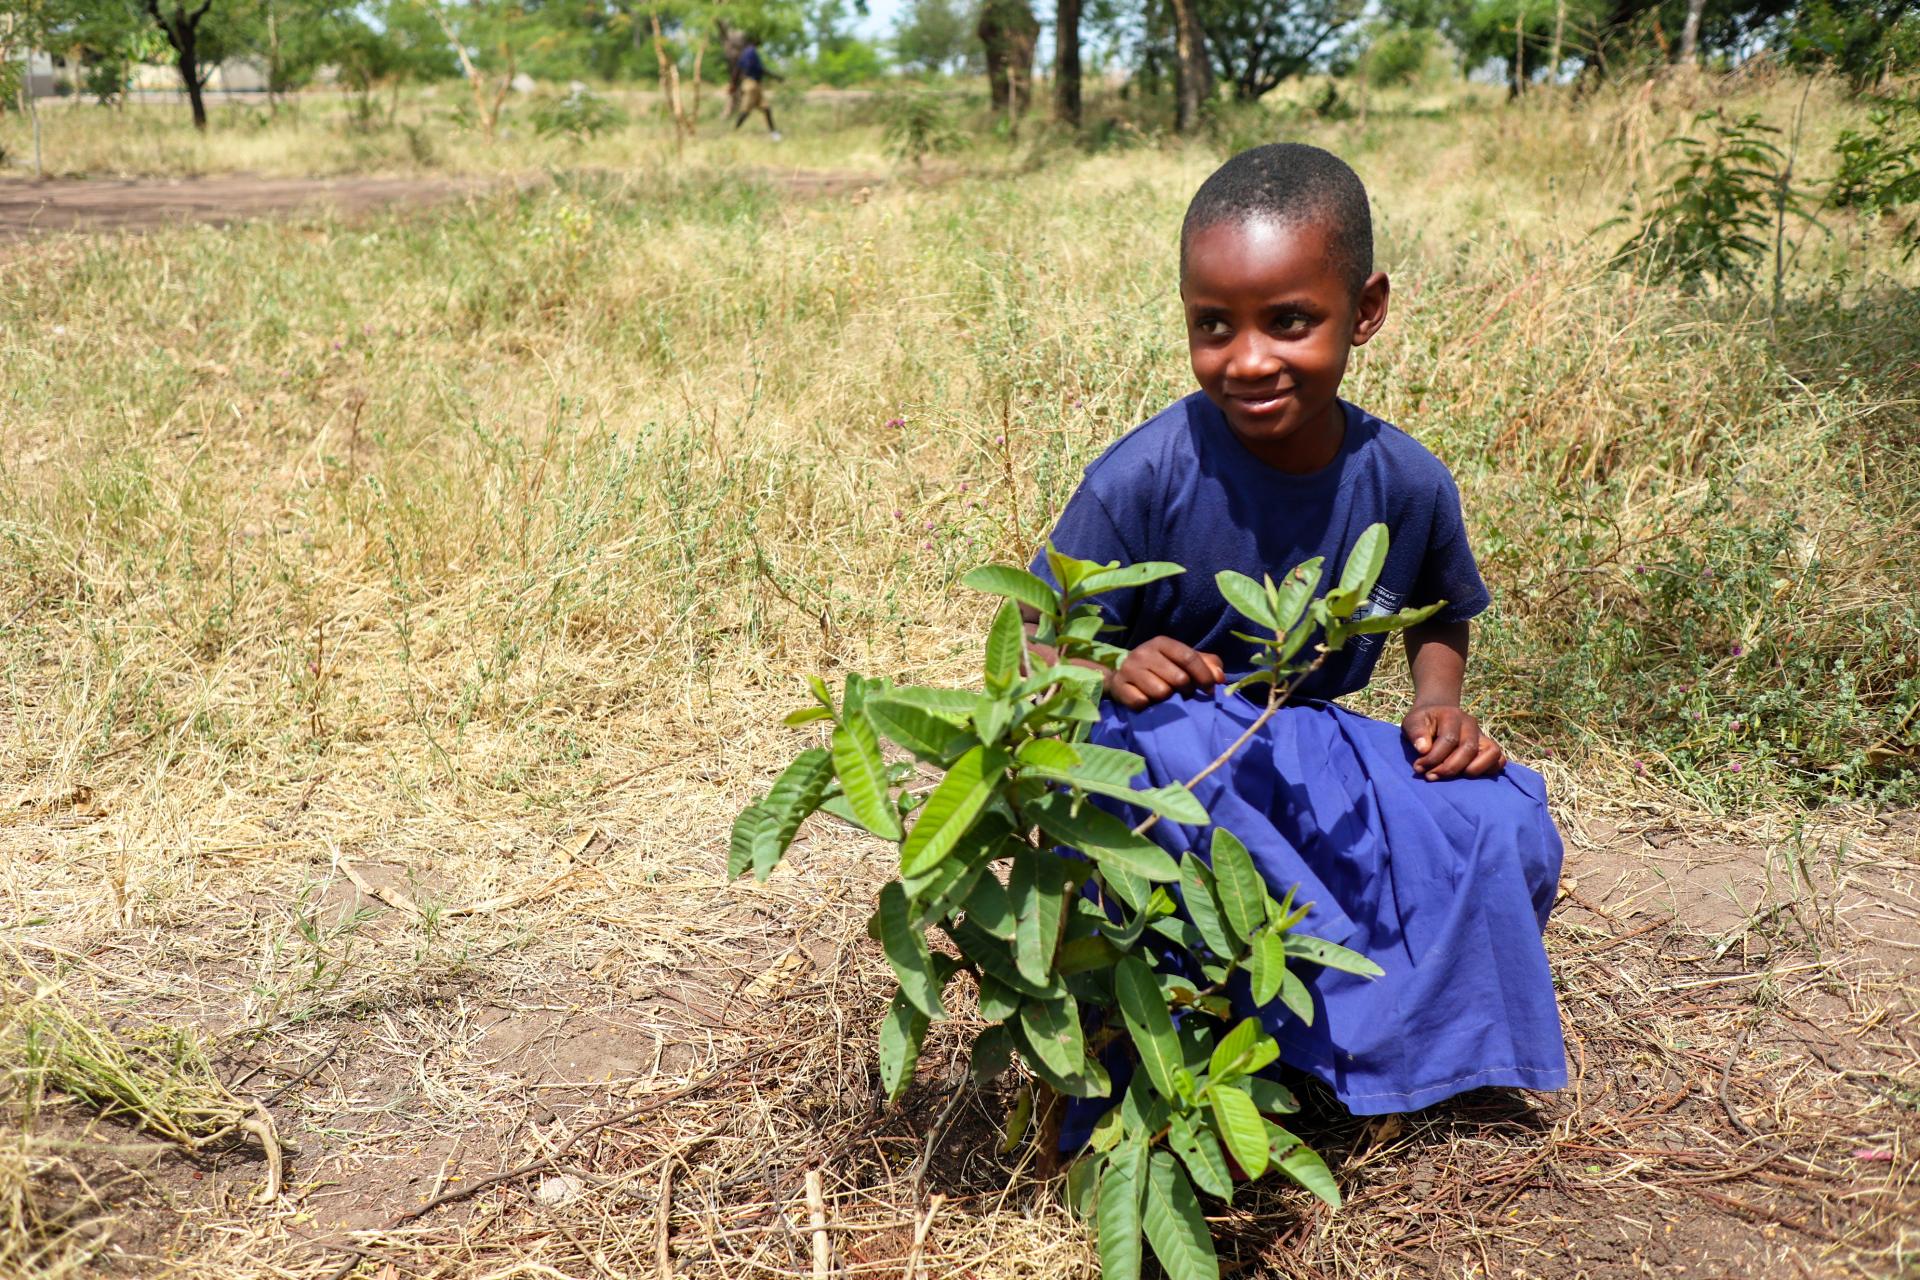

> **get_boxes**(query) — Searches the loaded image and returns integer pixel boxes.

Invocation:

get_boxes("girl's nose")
[1225,333,1282,382]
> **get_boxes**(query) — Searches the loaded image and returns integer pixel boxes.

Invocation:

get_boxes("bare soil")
[0,174,491,239]
[14,805,1916,1279]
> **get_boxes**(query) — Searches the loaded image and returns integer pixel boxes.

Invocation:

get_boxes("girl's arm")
[1402,620,1506,781]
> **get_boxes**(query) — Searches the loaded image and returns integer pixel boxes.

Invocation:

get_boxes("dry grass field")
[2,71,1918,1278]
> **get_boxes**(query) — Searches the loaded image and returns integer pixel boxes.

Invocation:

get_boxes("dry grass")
[0,70,1916,1278]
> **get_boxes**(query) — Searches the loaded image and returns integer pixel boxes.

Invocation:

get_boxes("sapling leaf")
[866,698,975,764]
[1045,545,1102,595]
[1077,561,1186,596]
[877,990,928,1102]
[1285,934,1386,978]
[783,705,833,726]
[807,674,835,711]
[1342,600,1445,636]
[975,974,1021,1022]
[970,1022,1013,1085]
[727,805,769,881]
[1337,523,1389,602]
[962,564,1060,615]
[984,598,1025,692]
[1011,850,1068,985]
[1017,993,1086,1082]
[1208,828,1266,942]
[1279,966,1315,1025]
[1137,784,1209,825]
[899,745,1006,878]
[1000,1084,1034,1154]
[1180,852,1240,958]
[1142,1150,1219,1280]
[879,881,947,1020]
[948,917,1064,1000]
[1168,1112,1234,1202]
[1209,1083,1270,1179]
[1208,1017,1278,1083]
[733,748,835,881]
[1216,570,1278,630]
[833,713,902,840]
[881,686,979,720]
[972,697,1014,747]
[1248,929,1288,1007]
[1246,1077,1299,1115]
[1114,955,1182,1098]
[1007,1014,1110,1098]
[1273,1131,1341,1208]
[1056,934,1122,974]
[962,873,1017,940]
[1030,792,1181,882]
[1096,1141,1147,1280]
[1088,1107,1124,1155]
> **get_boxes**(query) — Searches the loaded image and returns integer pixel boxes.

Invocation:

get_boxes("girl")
[1035,144,1567,1124]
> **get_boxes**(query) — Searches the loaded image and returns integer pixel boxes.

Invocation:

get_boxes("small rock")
[533,1174,583,1206]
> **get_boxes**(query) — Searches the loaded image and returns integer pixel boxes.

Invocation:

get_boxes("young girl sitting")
[1035,144,1567,1123]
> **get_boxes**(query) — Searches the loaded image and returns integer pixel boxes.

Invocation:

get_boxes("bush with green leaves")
[881,88,966,169]
[1833,99,1920,258]
[527,88,629,142]
[1610,110,1810,293]
[731,525,1442,1280]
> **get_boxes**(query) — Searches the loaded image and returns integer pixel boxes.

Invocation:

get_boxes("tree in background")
[1169,0,1210,131]
[1781,0,1920,87]
[977,0,1037,118]
[893,0,976,74]
[1195,0,1363,99]
[143,0,217,127]
[1054,0,1081,122]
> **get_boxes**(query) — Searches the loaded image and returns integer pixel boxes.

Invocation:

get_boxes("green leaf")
[1271,556,1323,635]
[1141,1151,1219,1280]
[962,564,1060,615]
[962,873,1016,940]
[1342,600,1445,636]
[1136,785,1209,825]
[881,686,979,720]
[1247,928,1287,1007]
[1208,828,1266,942]
[1208,1017,1278,1083]
[970,1023,1013,1085]
[975,974,1020,1022]
[1014,737,1080,771]
[877,990,928,1103]
[1000,1084,1034,1154]
[972,696,1014,747]
[1096,1141,1147,1280]
[1076,561,1186,597]
[1114,955,1182,1099]
[1029,792,1181,882]
[1006,1014,1110,1098]
[832,714,902,840]
[782,705,833,727]
[1209,1083,1269,1180]
[1017,994,1086,1082]
[1274,1134,1341,1208]
[1010,850,1067,986]
[866,698,975,764]
[1337,522,1389,602]
[807,674,835,711]
[1168,1113,1234,1202]
[879,881,947,1020]
[1045,545,1102,595]
[1279,966,1314,1025]
[727,804,770,880]
[1246,1077,1299,1116]
[984,599,1026,693]
[1056,934,1122,975]
[733,748,836,881]
[1215,570,1277,630]
[899,745,1007,878]
[1180,853,1240,958]
[949,917,1063,1001]
[1285,934,1386,978]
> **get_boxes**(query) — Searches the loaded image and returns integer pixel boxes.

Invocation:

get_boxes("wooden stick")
[804,1168,830,1279]
[655,1157,675,1279]
[902,1193,943,1280]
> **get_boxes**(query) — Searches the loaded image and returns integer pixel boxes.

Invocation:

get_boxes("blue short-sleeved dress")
[1034,394,1568,1127]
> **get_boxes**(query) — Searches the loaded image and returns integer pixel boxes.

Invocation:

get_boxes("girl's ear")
[1350,272,1391,347]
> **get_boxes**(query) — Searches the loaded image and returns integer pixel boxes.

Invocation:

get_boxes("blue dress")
[1035,394,1569,1126]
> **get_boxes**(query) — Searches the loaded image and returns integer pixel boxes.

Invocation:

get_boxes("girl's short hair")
[1181,143,1374,296]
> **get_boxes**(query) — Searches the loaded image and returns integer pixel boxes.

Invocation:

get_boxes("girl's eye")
[1194,317,1230,338]
[1273,312,1311,335]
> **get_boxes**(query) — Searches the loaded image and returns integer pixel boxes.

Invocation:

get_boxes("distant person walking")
[732,38,782,140]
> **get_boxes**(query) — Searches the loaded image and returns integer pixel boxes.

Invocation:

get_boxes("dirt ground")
[10,795,1916,1279]
[0,175,487,239]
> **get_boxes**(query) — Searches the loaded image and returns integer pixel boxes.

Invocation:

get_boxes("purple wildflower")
[1729,761,1744,773]
[886,416,907,428]
[1731,643,1745,657]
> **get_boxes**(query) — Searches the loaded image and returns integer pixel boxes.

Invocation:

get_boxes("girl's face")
[1180,216,1390,473]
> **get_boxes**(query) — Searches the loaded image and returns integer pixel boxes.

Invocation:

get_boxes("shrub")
[733,527,1442,1280]
[527,87,629,141]
[882,88,965,168]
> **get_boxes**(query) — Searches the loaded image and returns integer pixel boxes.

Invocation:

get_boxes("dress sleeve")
[1030,482,1145,637]
[1415,470,1492,624]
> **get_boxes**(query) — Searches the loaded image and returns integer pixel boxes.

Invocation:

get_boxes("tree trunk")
[1510,1,1526,100]
[1008,21,1036,116]
[1053,0,1081,126]
[1678,0,1705,65]
[178,38,207,128]
[1549,0,1565,81]
[1170,0,1209,134]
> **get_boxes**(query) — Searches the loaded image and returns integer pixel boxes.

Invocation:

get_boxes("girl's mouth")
[1228,388,1293,416]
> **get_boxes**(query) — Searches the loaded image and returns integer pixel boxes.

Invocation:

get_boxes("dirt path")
[0,174,487,239]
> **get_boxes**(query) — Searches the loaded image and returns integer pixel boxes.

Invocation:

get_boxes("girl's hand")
[1402,703,1505,780]
[1108,637,1225,710]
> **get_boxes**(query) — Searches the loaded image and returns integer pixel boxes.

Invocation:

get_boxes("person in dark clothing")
[732,38,781,139]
